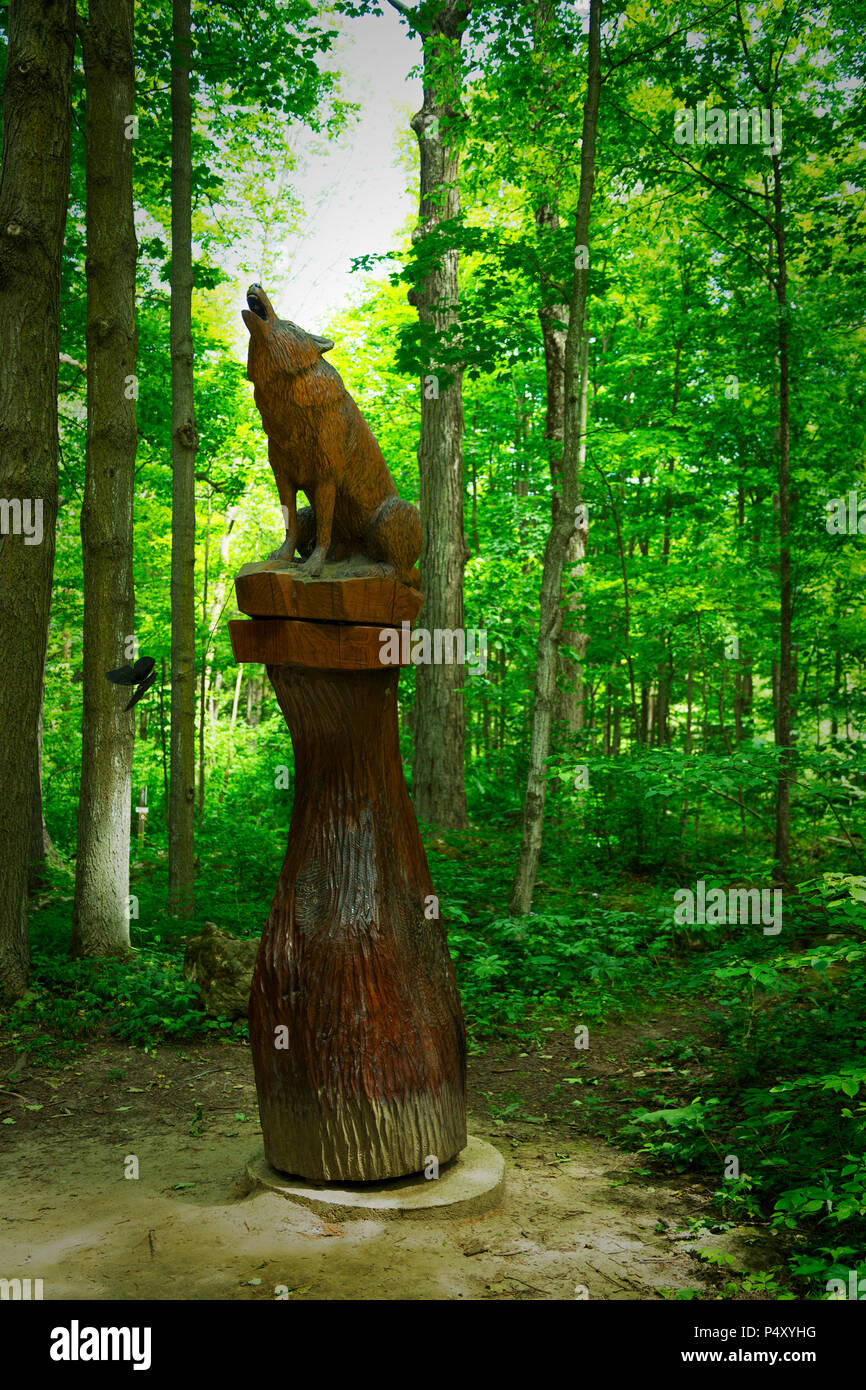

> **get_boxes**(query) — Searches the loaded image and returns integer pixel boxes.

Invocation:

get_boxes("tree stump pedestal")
[229,559,467,1182]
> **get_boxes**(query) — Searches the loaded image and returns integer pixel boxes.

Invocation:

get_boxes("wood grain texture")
[235,558,423,625]
[229,618,415,671]
[249,663,467,1181]
[242,284,422,582]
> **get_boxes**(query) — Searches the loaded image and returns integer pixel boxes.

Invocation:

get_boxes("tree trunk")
[29,652,59,893]
[603,683,612,755]
[199,507,235,815]
[497,645,505,755]
[640,681,650,745]
[250,662,466,1180]
[729,21,792,874]
[159,656,169,817]
[218,666,244,804]
[510,0,602,916]
[719,665,733,755]
[398,0,471,830]
[72,0,137,958]
[198,489,211,819]
[0,0,74,1001]
[685,666,693,754]
[230,569,467,1180]
[29,720,48,892]
[556,329,590,736]
[770,128,793,879]
[555,368,590,732]
[168,0,198,916]
[531,20,588,740]
[742,659,753,739]
[553,324,589,737]
[656,659,668,747]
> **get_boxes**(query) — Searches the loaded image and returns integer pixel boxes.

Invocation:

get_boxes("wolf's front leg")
[268,444,299,562]
[296,480,335,577]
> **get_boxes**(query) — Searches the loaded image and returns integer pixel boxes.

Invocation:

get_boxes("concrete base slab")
[242,1135,505,1221]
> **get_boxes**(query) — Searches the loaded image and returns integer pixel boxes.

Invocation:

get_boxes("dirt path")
[0,1040,724,1300]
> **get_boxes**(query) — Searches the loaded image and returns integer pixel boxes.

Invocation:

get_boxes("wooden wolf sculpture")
[242,284,421,584]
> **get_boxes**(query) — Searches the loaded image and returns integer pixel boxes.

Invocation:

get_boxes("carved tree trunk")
[0,0,75,1001]
[233,570,467,1182]
[72,0,137,957]
[250,664,466,1180]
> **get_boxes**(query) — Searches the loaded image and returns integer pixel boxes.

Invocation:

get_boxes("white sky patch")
[218,3,422,353]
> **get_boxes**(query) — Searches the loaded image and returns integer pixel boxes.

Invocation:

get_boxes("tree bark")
[199,506,235,814]
[29,651,59,893]
[250,661,466,1180]
[535,200,589,737]
[168,0,198,916]
[396,0,471,830]
[731,5,793,873]
[510,0,602,916]
[72,0,137,958]
[770,128,793,879]
[159,656,169,815]
[218,665,243,804]
[0,0,75,1000]
[557,332,590,735]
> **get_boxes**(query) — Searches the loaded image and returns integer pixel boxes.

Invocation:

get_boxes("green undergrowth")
[614,874,866,1299]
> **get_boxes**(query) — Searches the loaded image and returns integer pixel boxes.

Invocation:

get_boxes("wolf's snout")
[246,284,269,320]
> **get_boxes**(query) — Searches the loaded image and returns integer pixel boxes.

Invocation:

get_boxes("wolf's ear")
[311,333,334,354]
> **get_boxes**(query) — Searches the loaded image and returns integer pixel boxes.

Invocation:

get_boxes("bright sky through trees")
[217,3,422,352]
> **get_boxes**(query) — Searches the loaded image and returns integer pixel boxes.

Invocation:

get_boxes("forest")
[0,0,865,1319]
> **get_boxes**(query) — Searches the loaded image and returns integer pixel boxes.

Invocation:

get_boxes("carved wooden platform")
[230,572,467,1182]
[235,557,423,625]
[229,617,411,671]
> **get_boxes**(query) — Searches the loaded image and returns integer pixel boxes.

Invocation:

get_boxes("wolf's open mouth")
[247,290,268,320]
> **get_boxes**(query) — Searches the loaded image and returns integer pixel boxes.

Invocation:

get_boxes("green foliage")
[446,903,670,1033]
[4,911,246,1057]
[617,876,866,1296]
[4,0,866,1310]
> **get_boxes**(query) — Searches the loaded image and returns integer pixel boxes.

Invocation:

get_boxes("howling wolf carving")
[242,284,421,584]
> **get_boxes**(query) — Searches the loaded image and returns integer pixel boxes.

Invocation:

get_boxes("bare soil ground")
[0,1023,756,1301]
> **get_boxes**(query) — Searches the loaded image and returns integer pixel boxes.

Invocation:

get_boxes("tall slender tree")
[0,0,75,1001]
[71,0,138,957]
[727,3,795,879]
[525,2,589,739]
[390,0,472,830]
[510,0,602,915]
[29,651,61,893]
[168,0,198,917]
